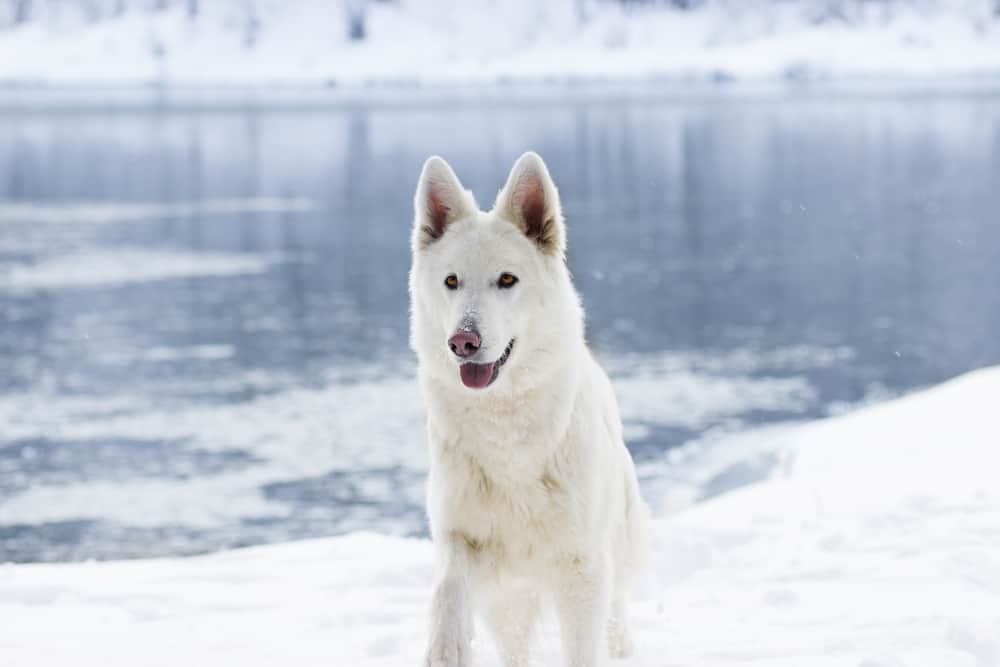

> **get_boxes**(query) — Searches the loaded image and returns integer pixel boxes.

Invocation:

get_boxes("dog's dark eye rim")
[444,274,459,289]
[498,272,519,288]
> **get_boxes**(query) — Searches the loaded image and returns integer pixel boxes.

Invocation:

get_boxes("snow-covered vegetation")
[2,365,998,665]
[1,0,999,85]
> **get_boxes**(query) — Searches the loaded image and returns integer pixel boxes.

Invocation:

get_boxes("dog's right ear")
[413,156,477,251]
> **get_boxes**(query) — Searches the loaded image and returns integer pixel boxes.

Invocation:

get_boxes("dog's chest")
[452,463,570,569]
[428,393,581,569]
[436,436,575,571]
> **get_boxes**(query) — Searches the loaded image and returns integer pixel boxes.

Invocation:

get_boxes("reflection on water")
[2,92,1000,561]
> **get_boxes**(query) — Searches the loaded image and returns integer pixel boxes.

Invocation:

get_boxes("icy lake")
[2,88,1000,562]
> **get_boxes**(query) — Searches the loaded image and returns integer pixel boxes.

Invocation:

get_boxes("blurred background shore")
[1,0,1000,89]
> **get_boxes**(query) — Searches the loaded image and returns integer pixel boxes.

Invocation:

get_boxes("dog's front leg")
[425,537,474,667]
[553,556,611,667]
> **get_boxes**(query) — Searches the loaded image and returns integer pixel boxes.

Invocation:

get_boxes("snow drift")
[2,365,998,666]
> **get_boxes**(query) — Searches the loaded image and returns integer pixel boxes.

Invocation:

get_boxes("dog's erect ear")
[413,156,477,251]
[493,151,565,256]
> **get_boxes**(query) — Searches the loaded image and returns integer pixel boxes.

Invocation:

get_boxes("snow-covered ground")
[2,366,998,666]
[1,1,1000,88]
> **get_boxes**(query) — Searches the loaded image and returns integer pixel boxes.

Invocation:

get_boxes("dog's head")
[409,152,582,393]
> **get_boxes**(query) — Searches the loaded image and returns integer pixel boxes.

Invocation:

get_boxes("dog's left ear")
[493,152,565,257]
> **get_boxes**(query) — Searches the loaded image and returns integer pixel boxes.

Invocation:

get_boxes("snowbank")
[1,1,1000,90]
[2,366,998,666]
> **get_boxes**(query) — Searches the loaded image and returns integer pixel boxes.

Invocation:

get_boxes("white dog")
[410,152,648,667]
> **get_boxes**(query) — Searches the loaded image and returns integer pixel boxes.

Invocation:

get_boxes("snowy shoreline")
[2,366,998,665]
[2,1,1000,102]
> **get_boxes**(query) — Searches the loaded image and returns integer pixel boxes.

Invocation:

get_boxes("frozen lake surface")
[2,90,1000,562]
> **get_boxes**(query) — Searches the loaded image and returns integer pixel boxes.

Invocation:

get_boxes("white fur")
[410,152,648,667]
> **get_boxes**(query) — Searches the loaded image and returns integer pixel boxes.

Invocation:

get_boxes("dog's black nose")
[448,330,481,358]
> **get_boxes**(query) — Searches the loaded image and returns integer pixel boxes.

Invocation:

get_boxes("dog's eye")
[497,273,518,288]
[444,274,459,290]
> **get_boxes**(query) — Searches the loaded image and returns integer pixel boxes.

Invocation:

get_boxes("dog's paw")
[424,632,468,667]
[608,635,634,660]
[607,620,635,659]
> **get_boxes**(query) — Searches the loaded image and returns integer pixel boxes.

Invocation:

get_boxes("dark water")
[2,90,999,562]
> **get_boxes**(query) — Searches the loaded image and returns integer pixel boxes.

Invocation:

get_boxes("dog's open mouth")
[459,339,515,389]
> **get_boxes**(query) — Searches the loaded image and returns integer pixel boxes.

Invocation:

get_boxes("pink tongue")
[460,362,495,389]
